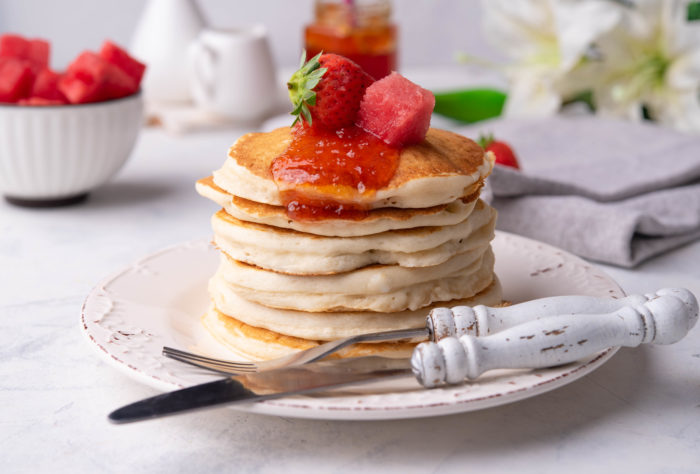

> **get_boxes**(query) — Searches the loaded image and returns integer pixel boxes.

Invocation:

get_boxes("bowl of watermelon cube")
[0,35,146,207]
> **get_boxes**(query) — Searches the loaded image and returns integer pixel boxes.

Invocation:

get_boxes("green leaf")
[306,77,321,90]
[287,50,327,127]
[309,68,327,79]
[301,106,312,125]
[308,51,323,63]
[476,133,494,149]
[305,52,323,73]
[432,88,507,123]
[688,1,700,21]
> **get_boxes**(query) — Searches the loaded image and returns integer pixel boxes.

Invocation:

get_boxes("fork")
[163,326,420,374]
[163,288,697,375]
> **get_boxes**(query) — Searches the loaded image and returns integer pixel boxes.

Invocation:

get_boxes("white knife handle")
[426,287,698,340]
[414,291,698,388]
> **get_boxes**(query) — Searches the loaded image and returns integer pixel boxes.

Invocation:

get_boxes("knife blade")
[109,356,413,424]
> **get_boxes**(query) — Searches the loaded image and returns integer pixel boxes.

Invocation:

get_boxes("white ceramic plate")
[81,232,625,420]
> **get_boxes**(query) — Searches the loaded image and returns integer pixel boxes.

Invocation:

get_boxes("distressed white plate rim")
[81,231,625,420]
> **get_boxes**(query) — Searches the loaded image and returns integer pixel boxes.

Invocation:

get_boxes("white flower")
[593,0,700,132]
[481,0,621,117]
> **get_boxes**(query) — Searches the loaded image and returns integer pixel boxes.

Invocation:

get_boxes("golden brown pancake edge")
[227,127,487,190]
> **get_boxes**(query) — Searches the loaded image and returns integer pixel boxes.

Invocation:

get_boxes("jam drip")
[271,124,399,221]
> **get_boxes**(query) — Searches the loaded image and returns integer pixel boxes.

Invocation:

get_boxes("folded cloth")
[462,116,700,267]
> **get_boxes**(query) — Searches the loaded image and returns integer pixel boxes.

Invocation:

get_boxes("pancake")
[203,278,503,360]
[212,247,495,312]
[202,305,416,360]
[198,120,501,360]
[197,177,479,237]
[209,275,501,340]
[212,127,494,209]
[211,199,497,274]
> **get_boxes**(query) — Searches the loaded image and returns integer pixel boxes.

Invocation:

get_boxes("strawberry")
[287,51,374,130]
[478,134,520,170]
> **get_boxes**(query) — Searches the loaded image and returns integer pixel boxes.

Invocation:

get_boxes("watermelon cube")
[356,72,435,147]
[0,34,50,68]
[17,97,65,106]
[59,51,136,103]
[0,58,34,103]
[58,72,101,104]
[31,68,67,102]
[27,39,50,68]
[99,41,145,86]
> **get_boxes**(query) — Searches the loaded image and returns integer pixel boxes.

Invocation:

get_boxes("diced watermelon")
[0,34,50,68]
[58,72,100,104]
[356,72,435,147]
[59,51,136,103]
[0,58,34,103]
[17,96,65,106]
[99,40,146,85]
[31,68,67,102]
[27,39,50,67]
[0,35,25,56]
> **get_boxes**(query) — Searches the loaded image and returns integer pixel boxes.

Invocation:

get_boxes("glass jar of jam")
[304,0,397,79]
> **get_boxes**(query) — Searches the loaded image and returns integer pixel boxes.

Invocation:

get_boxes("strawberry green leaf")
[301,106,312,125]
[477,133,494,149]
[287,50,326,126]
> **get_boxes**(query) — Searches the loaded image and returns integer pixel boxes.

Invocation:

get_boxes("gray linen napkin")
[461,116,700,267]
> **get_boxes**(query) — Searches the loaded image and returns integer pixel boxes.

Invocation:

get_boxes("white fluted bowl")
[0,93,143,206]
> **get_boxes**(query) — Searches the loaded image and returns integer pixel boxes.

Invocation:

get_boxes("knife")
[109,356,411,423]
[109,290,697,423]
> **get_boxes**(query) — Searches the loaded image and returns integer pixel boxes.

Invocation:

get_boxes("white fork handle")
[414,290,698,387]
[426,287,698,340]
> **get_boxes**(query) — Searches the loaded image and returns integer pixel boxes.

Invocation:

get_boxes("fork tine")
[163,326,428,375]
[162,347,256,369]
[162,354,257,372]
[163,351,260,374]
[162,346,242,363]
[165,355,239,375]
[162,351,258,374]
[161,352,249,369]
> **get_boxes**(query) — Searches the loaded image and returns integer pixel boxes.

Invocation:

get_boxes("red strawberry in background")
[478,134,520,170]
[287,52,374,130]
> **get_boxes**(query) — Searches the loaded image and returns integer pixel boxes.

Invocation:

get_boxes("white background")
[0,0,500,69]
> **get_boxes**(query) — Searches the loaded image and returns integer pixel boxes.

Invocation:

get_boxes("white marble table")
[3,71,700,473]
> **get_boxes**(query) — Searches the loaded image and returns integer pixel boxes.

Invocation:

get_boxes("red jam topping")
[271,124,399,221]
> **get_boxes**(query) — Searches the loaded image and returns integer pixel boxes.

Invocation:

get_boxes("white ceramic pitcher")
[188,26,278,121]
[131,0,206,103]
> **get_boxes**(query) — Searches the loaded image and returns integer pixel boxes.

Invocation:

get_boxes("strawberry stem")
[287,50,327,126]
[477,133,494,149]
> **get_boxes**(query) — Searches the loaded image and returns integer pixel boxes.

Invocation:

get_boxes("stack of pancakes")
[197,126,502,359]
